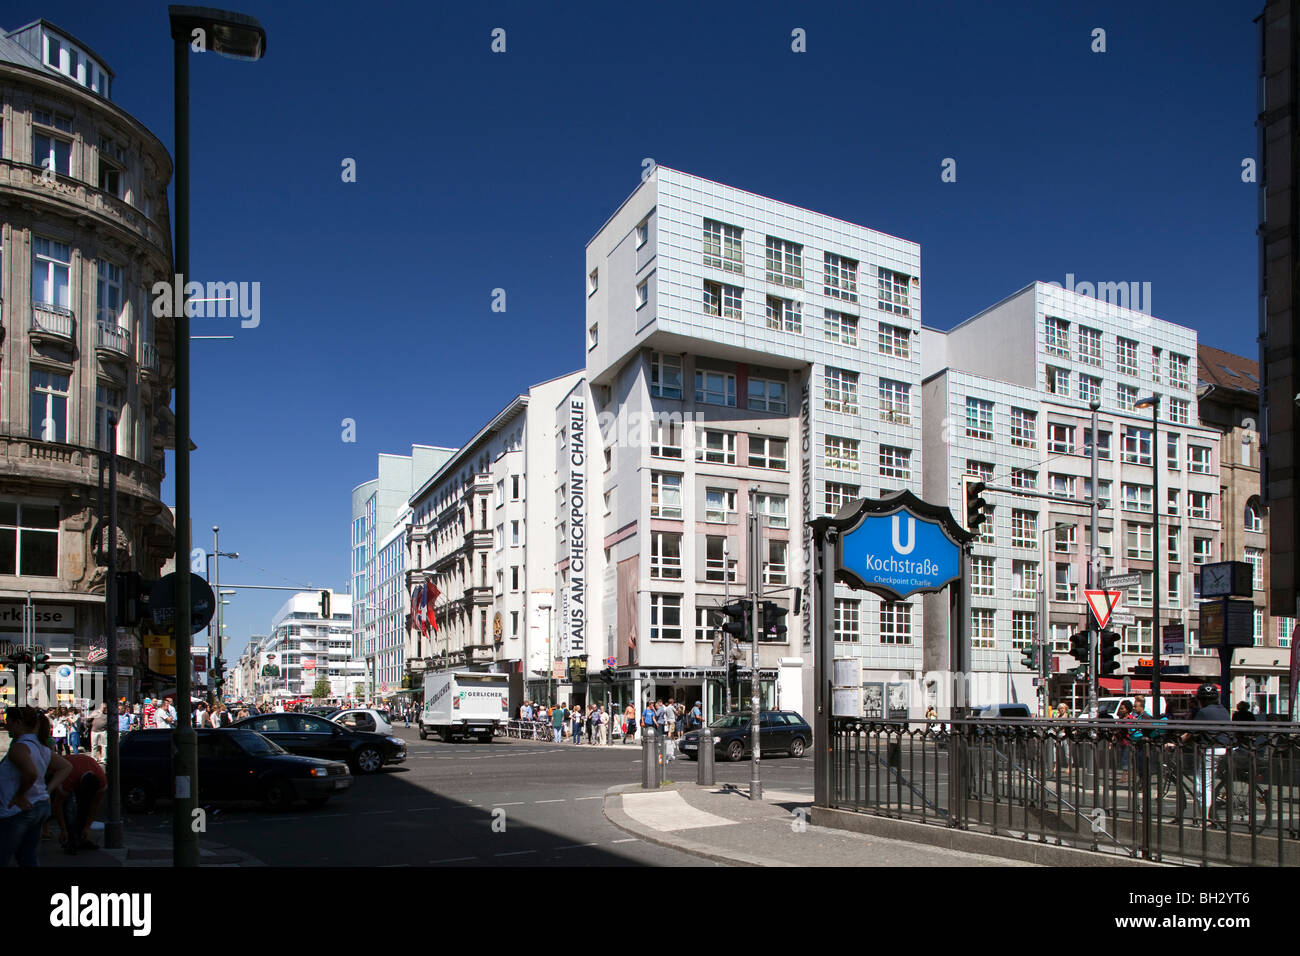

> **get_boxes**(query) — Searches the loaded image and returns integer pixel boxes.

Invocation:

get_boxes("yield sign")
[1084,589,1123,629]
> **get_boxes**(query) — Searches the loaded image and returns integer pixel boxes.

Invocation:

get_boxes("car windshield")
[710,715,749,729]
[230,731,286,756]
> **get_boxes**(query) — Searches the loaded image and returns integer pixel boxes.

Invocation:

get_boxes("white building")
[921,281,1222,710]
[259,593,361,699]
[577,166,925,717]
[407,372,583,702]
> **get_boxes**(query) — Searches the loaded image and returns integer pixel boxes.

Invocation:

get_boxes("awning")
[1099,678,1212,696]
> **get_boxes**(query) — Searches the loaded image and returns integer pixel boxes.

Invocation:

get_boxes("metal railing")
[829,717,1300,866]
[31,303,76,339]
[96,321,133,356]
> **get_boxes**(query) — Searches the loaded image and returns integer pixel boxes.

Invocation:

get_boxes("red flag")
[426,580,440,633]
[410,583,422,632]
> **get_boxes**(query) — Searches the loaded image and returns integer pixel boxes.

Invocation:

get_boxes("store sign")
[0,603,75,634]
[566,396,587,658]
[800,380,813,651]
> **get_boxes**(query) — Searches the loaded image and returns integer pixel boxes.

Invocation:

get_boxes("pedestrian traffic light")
[962,475,989,532]
[1098,629,1120,675]
[721,600,751,642]
[760,601,787,640]
[320,589,331,619]
[1068,630,1090,664]
[1020,644,1038,671]
[32,652,50,672]
[727,660,738,688]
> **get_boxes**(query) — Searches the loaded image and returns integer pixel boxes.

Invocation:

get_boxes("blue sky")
[14,0,1260,661]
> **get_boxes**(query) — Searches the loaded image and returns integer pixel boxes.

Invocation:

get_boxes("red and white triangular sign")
[1084,589,1123,629]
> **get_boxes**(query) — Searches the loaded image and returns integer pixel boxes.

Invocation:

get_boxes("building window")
[1117,337,1138,376]
[1152,346,1163,384]
[1122,426,1152,465]
[97,261,123,326]
[1254,608,1265,647]
[824,368,859,414]
[834,599,860,643]
[878,445,912,480]
[1011,510,1038,549]
[696,429,736,465]
[1046,366,1069,396]
[1050,473,1076,499]
[636,279,649,309]
[1047,423,1074,455]
[30,370,70,443]
[696,370,737,407]
[765,235,804,287]
[824,252,858,302]
[825,436,859,471]
[880,602,912,644]
[1276,617,1294,648]
[965,398,994,440]
[971,609,996,649]
[588,268,598,295]
[1188,445,1211,474]
[510,566,521,591]
[824,309,858,345]
[764,539,788,586]
[1126,523,1153,560]
[1192,536,1213,565]
[650,472,683,519]
[32,237,72,309]
[650,418,683,459]
[650,594,682,642]
[703,219,744,273]
[695,606,719,643]
[588,324,599,349]
[1167,489,1179,516]
[1010,408,1037,449]
[702,281,741,319]
[1084,478,1111,510]
[1053,524,1077,554]
[1077,326,1102,366]
[825,482,860,515]
[879,379,910,424]
[1012,561,1039,599]
[1168,398,1189,425]
[705,488,737,523]
[1188,492,1213,521]
[511,521,521,546]
[748,377,787,413]
[94,385,121,452]
[1078,374,1102,405]
[1167,571,1181,608]
[1044,317,1070,357]
[651,353,683,399]
[1166,433,1180,470]
[757,493,788,529]
[1011,612,1037,650]
[704,536,736,583]
[1169,353,1190,389]
[0,502,60,577]
[1117,384,1138,411]
[1168,526,1181,562]
[971,556,995,597]
[766,296,802,332]
[1245,498,1264,532]
[33,129,72,178]
[748,435,787,470]
[1123,621,1153,656]
[1245,547,1264,590]
[649,532,683,580]
[1122,483,1153,514]
[1053,564,1078,602]
[1126,571,1153,608]
[877,267,911,317]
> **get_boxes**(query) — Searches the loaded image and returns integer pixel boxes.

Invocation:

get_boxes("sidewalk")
[32,822,264,868]
[604,781,1040,867]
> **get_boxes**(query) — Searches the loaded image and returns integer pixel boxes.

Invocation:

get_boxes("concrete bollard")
[642,729,659,789]
[697,726,715,786]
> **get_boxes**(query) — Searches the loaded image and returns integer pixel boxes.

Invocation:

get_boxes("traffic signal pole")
[748,487,762,801]
[1088,399,1100,718]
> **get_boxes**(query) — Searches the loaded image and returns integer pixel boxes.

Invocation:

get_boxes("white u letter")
[892,515,916,555]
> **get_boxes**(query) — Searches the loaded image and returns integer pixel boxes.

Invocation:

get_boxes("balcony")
[464,585,493,606]
[96,321,133,361]
[30,303,75,344]
[464,528,493,550]
[140,341,160,380]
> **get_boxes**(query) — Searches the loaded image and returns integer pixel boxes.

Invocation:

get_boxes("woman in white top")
[0,707,71,866]
[49,709,69,755]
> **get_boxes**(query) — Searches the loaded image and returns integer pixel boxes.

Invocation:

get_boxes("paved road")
[128,728,800,866]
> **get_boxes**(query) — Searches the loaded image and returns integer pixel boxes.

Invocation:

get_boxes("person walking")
[0,706,72,867]
[552,702,566,744]
[50,709,68,756]
[90,704,109,762]
[624,703,637,744]
[1166,683,1231,825]
[1232,701,1256,722]
[571,704,583,745]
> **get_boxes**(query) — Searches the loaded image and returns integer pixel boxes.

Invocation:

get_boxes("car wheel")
[438,729,451,743]
[727,740,745,762]
[355,747,383,774]
[124,780,154,813]
[418,727,427,740]
[305,796,329,809]
[789,737,806,758]
[262,777,295,811]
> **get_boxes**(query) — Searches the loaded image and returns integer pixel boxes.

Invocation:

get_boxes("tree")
[311,677,331,699]
[354,683,365,700]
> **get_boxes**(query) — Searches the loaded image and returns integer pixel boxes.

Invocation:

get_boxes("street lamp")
[1134,395,1162,713]
[168,4,266,868]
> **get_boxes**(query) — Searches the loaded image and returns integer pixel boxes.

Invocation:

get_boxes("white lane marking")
[554,842,599,851]
[574,796,604,801]
[611,838,639,844]
[429,856,476,864]
[532,799,565,804]
[493,849,536,857]
[494,802,526,807]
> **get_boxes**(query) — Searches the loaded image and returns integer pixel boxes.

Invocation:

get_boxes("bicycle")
[1158,749,1270,834]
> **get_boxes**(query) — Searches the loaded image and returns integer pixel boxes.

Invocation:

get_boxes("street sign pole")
[1088,399,1100,718]
[748,487,762,802]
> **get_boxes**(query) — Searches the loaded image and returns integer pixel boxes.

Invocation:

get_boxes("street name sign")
[1084,589,1123,629]
[1104,572,1142,590]
[834,491,966,600]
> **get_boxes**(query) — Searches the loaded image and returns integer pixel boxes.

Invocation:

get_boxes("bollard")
[697,726,715,786]
[642,729,658,789]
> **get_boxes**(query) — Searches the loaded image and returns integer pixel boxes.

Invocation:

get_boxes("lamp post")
[168,4,266,867]
[1134,395,1162,713]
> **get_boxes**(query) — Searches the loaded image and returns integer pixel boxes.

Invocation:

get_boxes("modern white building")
[576,166,926,717]
[921,281,1222,711]
[350,445,455,698]
[258,593,360,699]
[406,372,583,703]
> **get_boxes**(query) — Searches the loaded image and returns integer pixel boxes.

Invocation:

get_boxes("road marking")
[554,842,599,851]
[495,802,526,807]
[611,838,638,844]
[574,795,603,801]
[493,849,536,857]
[533,799,565,804]
[360,810,396,815]
[429,856,476,864]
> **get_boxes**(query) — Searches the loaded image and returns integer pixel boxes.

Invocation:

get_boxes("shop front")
[603,666,778,724]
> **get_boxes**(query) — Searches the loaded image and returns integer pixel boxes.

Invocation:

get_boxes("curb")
[601,784,795,867]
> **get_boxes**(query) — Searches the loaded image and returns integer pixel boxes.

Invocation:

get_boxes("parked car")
[119,728,351,812]
[233,712,406,774]
[970,703,1033,718]
[679,711,812,761]
[327,707,395,736]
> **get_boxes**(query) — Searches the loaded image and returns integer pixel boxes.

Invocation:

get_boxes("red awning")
[1099,678,1211,696]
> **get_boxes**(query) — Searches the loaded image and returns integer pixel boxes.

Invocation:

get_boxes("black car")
[119,729,351,811]
[233,712,406,774]
[679,710,812,761]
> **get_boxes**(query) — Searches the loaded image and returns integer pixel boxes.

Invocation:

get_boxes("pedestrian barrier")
[828,716,1300,867]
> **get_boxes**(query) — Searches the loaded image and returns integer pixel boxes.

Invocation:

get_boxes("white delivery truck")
[419,670,510,742]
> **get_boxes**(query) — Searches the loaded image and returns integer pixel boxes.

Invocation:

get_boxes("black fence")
[829,716,1300,866]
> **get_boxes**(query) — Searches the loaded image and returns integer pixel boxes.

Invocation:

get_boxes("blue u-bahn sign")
[830,490,971,600]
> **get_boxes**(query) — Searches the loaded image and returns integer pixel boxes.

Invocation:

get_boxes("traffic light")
[1098,629,1120,675]
[1068,630,1090,664]
[1020,644,1038,671]
[727,660,738,688]
[760,601,787,641]
[114,571,145,627]
[320,589,331,619]
[962,475,989,532]
[721,600,751,643]
[32,652,51,673]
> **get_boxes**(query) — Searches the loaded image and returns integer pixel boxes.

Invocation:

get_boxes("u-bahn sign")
[830,491,972,600]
